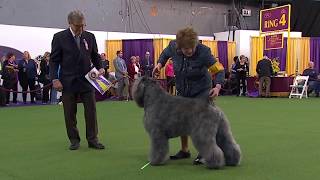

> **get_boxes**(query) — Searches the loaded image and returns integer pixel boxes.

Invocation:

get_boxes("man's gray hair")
[67,10,85,24]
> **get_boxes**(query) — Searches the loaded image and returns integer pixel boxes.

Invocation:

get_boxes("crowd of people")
[0,48,168,106]
[0,17,319,108]
[109,50,156,101]
[1,48,319,107]
[0,51,58,106]
[2,50,319,107]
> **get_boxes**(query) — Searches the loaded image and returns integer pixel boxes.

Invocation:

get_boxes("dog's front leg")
[149,135,169,166]
[191,135,225,169]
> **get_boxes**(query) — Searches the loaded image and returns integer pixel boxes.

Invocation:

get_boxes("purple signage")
[261,5,290,33]
[265,33,283,50]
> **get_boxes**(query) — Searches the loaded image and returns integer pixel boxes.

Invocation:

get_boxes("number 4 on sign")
[279,14,286,26]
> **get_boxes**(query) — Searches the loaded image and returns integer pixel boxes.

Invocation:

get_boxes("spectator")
[100,53,109,72]
[235,55,249,96]
[231,56,238,79]
[244,56,250,76]
[39,52,52,104]
[2,53,18,104]
[0,56,6,106]
[165,58,175,95]
[50,66,59,104]
[0,56,5,74]
[135,55,141,71]
[113,50,129,101]
[128,56,139,99]
[128,56,137,80]
[18,51,38,104]
[302,61,320,97]
[230,56,239,95]
[142,51,154,77]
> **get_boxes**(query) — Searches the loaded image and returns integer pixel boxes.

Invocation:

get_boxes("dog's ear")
[132,77,145,107]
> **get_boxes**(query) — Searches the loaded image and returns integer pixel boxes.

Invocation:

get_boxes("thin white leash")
[140,162,150,170]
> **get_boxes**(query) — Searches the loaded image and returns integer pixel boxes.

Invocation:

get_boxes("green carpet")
[0,97,319,180]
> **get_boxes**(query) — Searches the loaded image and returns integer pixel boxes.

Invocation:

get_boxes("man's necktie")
[121,60,125,71]
[75,36,80,49]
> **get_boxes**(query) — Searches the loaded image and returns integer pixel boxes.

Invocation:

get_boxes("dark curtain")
[291,0,320,37]
[310,37,320,72]
[217,41,228,69]
[122,39,154,65]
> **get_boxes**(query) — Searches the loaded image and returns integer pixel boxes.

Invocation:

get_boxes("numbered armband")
[208,62,224,74]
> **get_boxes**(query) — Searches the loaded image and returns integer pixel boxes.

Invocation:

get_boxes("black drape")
[291,0,320,37]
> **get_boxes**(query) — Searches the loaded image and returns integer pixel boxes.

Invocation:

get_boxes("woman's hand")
[209,84,221,98]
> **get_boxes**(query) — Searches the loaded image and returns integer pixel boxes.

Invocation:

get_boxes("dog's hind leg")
[149,135,169,166]
[191,133,225,169]
[216,117,241,166]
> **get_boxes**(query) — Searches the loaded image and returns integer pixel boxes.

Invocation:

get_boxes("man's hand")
[98,68,105,76]
[209,84,221,98]
[152,63,162,78]
[53,79,63,92]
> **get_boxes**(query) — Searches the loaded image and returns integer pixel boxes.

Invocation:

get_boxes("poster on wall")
[265,33,284,50]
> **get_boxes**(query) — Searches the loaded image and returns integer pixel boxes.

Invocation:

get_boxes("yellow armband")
[208,62,224,74]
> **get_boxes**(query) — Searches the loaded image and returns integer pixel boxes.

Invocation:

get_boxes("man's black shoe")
[193,155,204,165]
[88,142,105,150]
[69,143,80,150]
[170,150,191,160]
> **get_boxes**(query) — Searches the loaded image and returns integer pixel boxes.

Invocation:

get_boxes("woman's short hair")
[116,50,122,55]
[130,56,136,61]
[176,27,198,49]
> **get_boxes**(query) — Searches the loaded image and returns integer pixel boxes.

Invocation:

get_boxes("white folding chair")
[289,75,309,99]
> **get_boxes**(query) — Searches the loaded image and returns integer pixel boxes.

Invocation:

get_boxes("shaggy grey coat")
[132,76,241,169]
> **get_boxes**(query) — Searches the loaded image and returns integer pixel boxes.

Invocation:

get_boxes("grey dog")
[132,76,241,169]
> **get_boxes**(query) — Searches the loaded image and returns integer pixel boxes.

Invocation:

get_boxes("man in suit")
[50,10,105,150]
[0,56,7,106]
[113,50,129,101]
[256,56,273,97]
[142,51,154,77]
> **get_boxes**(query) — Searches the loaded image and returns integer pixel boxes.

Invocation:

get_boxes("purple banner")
[265,33,283,50]
[261,5,290,32]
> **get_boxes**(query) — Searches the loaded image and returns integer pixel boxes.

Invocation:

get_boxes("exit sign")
[242,9,251,17]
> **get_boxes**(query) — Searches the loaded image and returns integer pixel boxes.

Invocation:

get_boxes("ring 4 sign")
[260,5,290,33]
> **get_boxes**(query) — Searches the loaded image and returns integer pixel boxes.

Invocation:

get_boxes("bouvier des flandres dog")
[132,76,241,169]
